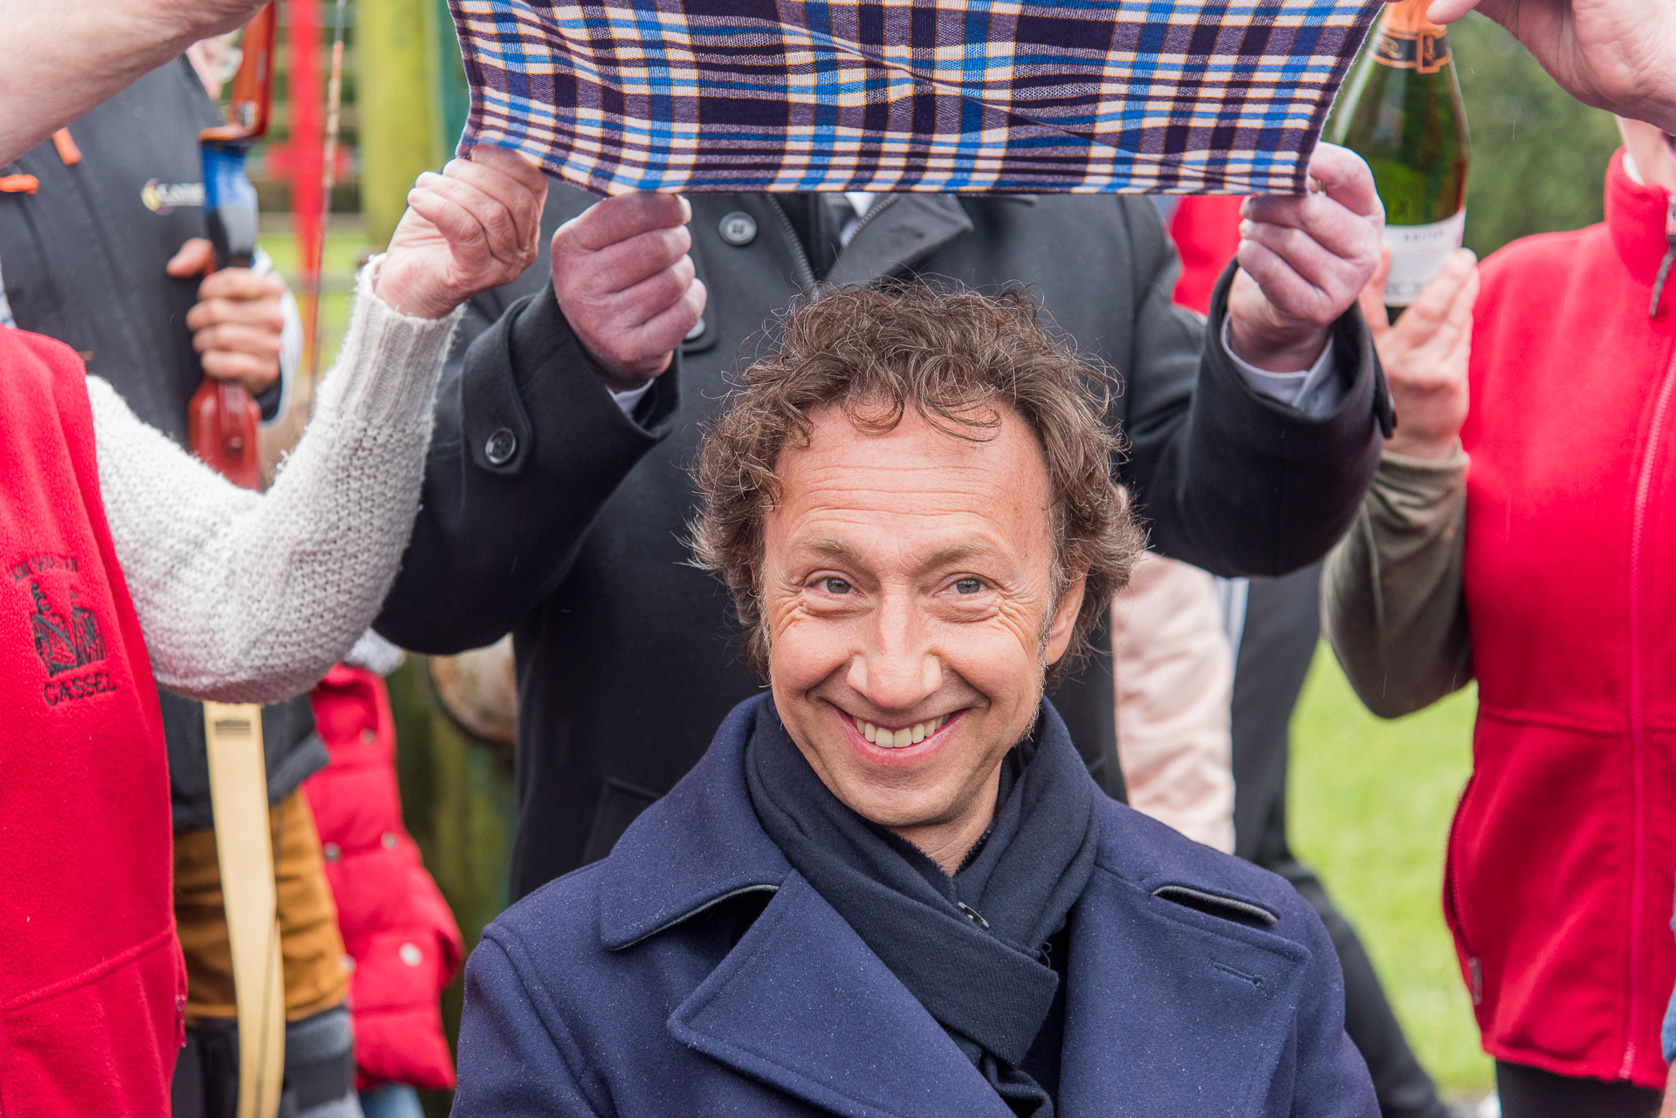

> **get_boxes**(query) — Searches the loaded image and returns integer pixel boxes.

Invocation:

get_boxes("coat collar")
[597,696,788,949]
[826,194,976,287]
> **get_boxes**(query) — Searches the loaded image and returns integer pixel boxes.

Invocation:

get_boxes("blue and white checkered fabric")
[450,0,1381,195]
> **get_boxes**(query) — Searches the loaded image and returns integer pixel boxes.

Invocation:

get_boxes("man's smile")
[857,712,952,748]
[832,707,965,757]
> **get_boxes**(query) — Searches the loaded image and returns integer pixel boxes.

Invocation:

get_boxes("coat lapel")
[598,699,791,948]
[1056,867,1312,1118]
[669,872,1016,1118]
[826,195,975,288]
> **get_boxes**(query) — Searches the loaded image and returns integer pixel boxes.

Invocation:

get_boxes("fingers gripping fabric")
[449,0,1382,195]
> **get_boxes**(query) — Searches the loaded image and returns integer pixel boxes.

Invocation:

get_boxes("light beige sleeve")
[92,268,462,704]
[1112,553,1236,853]
[1321,446,1473,719]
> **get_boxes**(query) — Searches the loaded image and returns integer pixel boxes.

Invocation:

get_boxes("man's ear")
[1044,571,1088,667]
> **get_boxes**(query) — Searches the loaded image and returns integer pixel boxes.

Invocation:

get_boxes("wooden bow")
[193,10,287,1118]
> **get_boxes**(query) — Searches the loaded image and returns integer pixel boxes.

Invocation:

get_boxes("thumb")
[1358,246,1393,336]
[166,237,216,278]
[1424,0,1483,23]
[1307,143,1381,220]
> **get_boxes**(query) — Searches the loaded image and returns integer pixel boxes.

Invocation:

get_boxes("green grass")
[1290,642,1493,1097]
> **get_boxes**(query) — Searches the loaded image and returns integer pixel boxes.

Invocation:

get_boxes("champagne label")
[1373,27,1451,73]
[1383,210,1466,306]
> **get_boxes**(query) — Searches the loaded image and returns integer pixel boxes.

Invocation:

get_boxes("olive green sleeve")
[1321,445,1474,718]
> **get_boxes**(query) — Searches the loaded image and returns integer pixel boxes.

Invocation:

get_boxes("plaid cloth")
[450,0,1382,195]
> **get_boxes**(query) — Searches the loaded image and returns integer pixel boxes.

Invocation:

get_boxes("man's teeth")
[859,715,950,748]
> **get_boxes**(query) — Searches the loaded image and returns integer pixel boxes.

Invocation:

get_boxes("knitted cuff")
[311,256,465,424]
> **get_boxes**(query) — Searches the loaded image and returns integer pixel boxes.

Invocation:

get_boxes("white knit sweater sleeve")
[90,266,462,703]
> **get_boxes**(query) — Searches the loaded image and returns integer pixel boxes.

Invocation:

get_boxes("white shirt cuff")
[1220,317,1346,417]
[610,380,655,416]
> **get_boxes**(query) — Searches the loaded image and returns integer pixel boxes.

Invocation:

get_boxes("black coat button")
[719,212,757,246]
[484,427,517,466]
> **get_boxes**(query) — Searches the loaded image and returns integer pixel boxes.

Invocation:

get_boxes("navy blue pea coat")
[453,697,1378,1118]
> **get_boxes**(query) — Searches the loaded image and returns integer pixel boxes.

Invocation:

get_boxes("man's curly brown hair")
[691,281,1145,676]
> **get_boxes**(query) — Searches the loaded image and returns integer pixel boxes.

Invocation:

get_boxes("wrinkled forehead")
[765,404,1057,573]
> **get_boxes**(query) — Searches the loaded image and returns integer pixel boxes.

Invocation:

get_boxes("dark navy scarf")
[745,703,1098,1118]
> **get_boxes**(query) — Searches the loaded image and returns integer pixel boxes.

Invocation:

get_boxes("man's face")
[761,404,1085,866]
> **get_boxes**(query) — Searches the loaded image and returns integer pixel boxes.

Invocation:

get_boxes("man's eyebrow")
[796,536,864,564]
[921,542,990,568]
[793,537,993,568]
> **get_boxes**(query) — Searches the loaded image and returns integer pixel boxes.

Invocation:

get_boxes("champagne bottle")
[1328,0,1470,308]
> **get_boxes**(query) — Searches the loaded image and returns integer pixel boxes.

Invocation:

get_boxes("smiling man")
[451,285,1378,1118]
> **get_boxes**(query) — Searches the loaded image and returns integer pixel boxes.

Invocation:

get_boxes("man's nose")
[847,594,940,712]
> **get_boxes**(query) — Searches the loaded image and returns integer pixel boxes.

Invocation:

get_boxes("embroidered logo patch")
[30,580,104,675]
[11,552,116,707]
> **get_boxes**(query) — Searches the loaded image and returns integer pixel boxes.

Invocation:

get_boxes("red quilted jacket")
[305,665,463,1092]
[1454,150,1676,1088]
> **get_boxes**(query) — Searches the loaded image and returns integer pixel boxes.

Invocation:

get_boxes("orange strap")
[0,131,76,195]
[50,129,81,166]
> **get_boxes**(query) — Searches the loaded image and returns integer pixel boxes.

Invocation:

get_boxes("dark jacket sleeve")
[1117,204,1391,579]
[452,934,606,1118]
[374,283,680,653]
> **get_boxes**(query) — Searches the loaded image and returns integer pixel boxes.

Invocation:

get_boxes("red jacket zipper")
[1619,332,1676,1079]
[1443,772,1483,1004]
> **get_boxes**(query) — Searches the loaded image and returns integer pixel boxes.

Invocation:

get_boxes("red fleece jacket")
[1455,150,1676,1087]
[0,329,181,1116]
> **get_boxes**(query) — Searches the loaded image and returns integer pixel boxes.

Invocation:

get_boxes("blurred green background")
[1293,658,1485,1096]
[256,7,1624,1110]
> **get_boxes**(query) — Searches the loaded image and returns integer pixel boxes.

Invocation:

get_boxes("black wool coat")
[376,186,1388,900]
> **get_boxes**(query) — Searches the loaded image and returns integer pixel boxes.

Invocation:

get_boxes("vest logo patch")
[141,179,205,215]
[31,580,104,675]
[11,552,116,707]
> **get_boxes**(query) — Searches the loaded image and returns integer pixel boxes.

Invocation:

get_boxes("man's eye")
[820,577,852,595]
[953,577,984,595]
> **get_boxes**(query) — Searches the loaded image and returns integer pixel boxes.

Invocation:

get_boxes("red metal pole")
[287,0,323,370]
